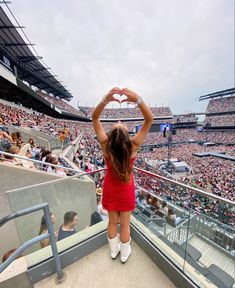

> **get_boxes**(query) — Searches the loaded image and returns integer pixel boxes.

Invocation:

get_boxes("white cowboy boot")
[107,233,120,259]
[120,237,131,263]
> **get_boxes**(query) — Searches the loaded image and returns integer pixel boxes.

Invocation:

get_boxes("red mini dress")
[102,155,136,211]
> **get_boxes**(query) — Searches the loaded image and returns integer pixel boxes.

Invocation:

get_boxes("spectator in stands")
[58,211,78,241]
[15,132,23,147]
[20,149,36,170]
[2,145,19,164]
[92,87,153,263]
[2,248,23,263]
[11,132,20,147]
[151,197,161,210]
[0,116,5,131]
[28,137,36,148]
[159,201,168,215]
[39,213,57,248]
[90,211,102,226]
[84,164,92,173]
[167,208,184,225]
[0,130,13,152]
[18,143,31,157]
[136,190,148,206]
[55,163,67,176]
[46,157,59,173]
[96,195,108,220]
[40,150,51,162]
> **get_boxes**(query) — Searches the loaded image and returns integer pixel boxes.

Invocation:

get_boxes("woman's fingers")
[121,87,131,94]
[110,87,121,95]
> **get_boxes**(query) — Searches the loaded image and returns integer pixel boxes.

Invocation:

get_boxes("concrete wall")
[0,163,97,259]
[0,164,60,193]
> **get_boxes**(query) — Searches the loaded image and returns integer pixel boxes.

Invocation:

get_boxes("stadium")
[0,2,234,288]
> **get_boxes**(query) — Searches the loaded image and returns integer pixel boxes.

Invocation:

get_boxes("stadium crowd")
[39,91,85,117]
[0,98,234,226]
[204,115,235,127]
[206,96,235,113]
[80,106,172,118]
[173,114,197,123]
[143,128,235,145]
[140,144,234,201]
[134,157,234,227]
[0,101,82,140]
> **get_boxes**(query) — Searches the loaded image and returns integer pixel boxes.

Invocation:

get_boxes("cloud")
[7,0,235,113]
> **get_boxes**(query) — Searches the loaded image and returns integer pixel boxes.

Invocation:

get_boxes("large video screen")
[135,124,142,133]
[136,123,173,133]
[159,123,173,132]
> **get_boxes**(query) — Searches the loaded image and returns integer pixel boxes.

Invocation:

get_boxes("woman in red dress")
[92,87,153,263]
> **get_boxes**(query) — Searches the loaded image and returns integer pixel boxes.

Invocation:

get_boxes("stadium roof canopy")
[198,87,235,101]
[0,4,73,100]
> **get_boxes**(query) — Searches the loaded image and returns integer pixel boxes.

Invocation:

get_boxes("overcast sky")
[5,0,235,114]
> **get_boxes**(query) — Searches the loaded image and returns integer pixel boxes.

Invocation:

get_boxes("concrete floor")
[35,240,176,288]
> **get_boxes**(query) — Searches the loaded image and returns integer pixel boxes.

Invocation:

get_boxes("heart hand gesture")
[103,87,122,104]
[120,88,139,103]
[103,87,139,104]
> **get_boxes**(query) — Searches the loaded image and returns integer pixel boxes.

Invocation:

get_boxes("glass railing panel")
[133,167,235,288]
[1,168,108,270]
[133,168,193,271]
[183,192,235,288]
[0,192,20,265]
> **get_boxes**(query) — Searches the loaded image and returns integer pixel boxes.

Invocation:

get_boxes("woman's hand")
[120,88,139,103]
[103,87,122,104]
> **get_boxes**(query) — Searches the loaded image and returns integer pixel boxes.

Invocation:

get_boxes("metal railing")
[165,215,196,245]
[134,167,235,205]
[0,150,82,174]
[0,203,65,283]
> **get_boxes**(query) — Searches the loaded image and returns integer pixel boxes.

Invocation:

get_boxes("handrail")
[0,150,106,177]
[134,167,235,206]
[0,150,82,173]
[0,203,65,282]
[165,214,196,237]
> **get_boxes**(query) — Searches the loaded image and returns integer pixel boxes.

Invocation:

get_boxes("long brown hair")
[105,127,132,183]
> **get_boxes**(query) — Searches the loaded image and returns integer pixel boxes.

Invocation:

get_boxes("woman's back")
[104,154,136,184]
[101,155,136,211]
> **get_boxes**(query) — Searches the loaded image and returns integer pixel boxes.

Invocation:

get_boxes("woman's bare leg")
[119,211,132,243]
[107,211,119,239]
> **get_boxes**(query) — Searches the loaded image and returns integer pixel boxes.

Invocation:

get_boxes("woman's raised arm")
[121,88,153,148]
[92,87,121,145]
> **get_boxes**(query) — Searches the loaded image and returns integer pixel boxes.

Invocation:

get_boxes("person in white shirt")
[96,190,108,220]
[159,201,169,215]
[167,208,183,225]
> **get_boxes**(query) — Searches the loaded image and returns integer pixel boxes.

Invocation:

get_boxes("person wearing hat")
[96,187,108,221]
